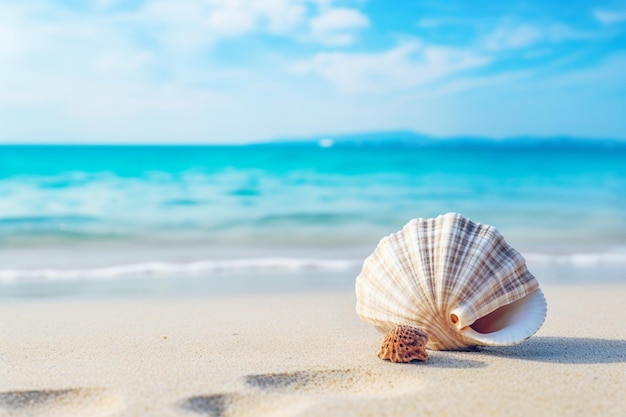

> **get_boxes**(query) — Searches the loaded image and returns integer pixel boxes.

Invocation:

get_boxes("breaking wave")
[0,258,363,283]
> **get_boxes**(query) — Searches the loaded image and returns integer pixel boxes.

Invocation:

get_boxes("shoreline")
[1,284,625,416]
[1,259,625,302]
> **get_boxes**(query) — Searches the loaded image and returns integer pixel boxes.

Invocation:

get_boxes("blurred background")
[0,0,625,298]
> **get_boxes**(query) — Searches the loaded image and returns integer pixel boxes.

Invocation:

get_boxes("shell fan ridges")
[355,213,547,350]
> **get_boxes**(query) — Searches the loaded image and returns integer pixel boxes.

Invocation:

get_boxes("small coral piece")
[377,325,429,363]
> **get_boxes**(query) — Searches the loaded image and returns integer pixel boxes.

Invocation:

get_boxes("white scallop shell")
[356,213,547,350]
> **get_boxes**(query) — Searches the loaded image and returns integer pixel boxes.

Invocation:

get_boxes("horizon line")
[1,130,626,146]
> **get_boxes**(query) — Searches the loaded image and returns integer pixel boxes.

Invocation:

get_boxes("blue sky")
[0,0,625,143]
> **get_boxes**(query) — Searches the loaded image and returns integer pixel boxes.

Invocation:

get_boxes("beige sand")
[1,284,625,417]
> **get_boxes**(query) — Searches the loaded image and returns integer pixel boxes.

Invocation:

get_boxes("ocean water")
[1,139,625,296]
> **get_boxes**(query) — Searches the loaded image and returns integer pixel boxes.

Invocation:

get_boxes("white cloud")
[205,5,258,37]
[94,51,154,78]
[433,70,533,96]
[432,53,626,140]
[130,1,367,50]
[195,1,370,46]
[0,21,19,58]
[292,40,490,92]
[484,24,543,50]
[252,0,310,34]
[309,7,369,46]
[94,0,121,11]
[537,52,626,88]
[0,2,158,111]
[545,23,594,42]
[483,22,594,51]
[204,0,308,37]
[417,17,475,29]
[138,0,218,50]
[594,9,626,24]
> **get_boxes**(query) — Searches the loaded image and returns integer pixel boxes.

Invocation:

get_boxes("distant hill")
[263,130,626,150]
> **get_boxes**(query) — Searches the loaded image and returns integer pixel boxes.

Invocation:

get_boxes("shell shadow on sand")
[480,336,626,364]
[177,391,317,417]
[177,368,426,416]
[243,368,427,397]
[0,387,124,417]
[244,370,353,392]
[178,394,234,417]
[176,371,361,417]
[421,354,487,369]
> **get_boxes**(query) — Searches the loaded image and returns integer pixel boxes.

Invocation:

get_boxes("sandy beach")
[3,0,626,414]
[0,284,625,417]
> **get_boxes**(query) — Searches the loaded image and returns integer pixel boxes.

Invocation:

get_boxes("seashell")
[356,213,547,351]
[377,325,429,362]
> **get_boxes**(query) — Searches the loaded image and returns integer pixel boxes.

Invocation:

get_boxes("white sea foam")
[524,251,626,266]
[0,258,364,283]
[1,251,626,285]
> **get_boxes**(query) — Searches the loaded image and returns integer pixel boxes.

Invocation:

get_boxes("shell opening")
[457,288,547,346]
[470,289,545,332]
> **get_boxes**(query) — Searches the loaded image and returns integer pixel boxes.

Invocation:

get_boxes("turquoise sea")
[1,136,625,297]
